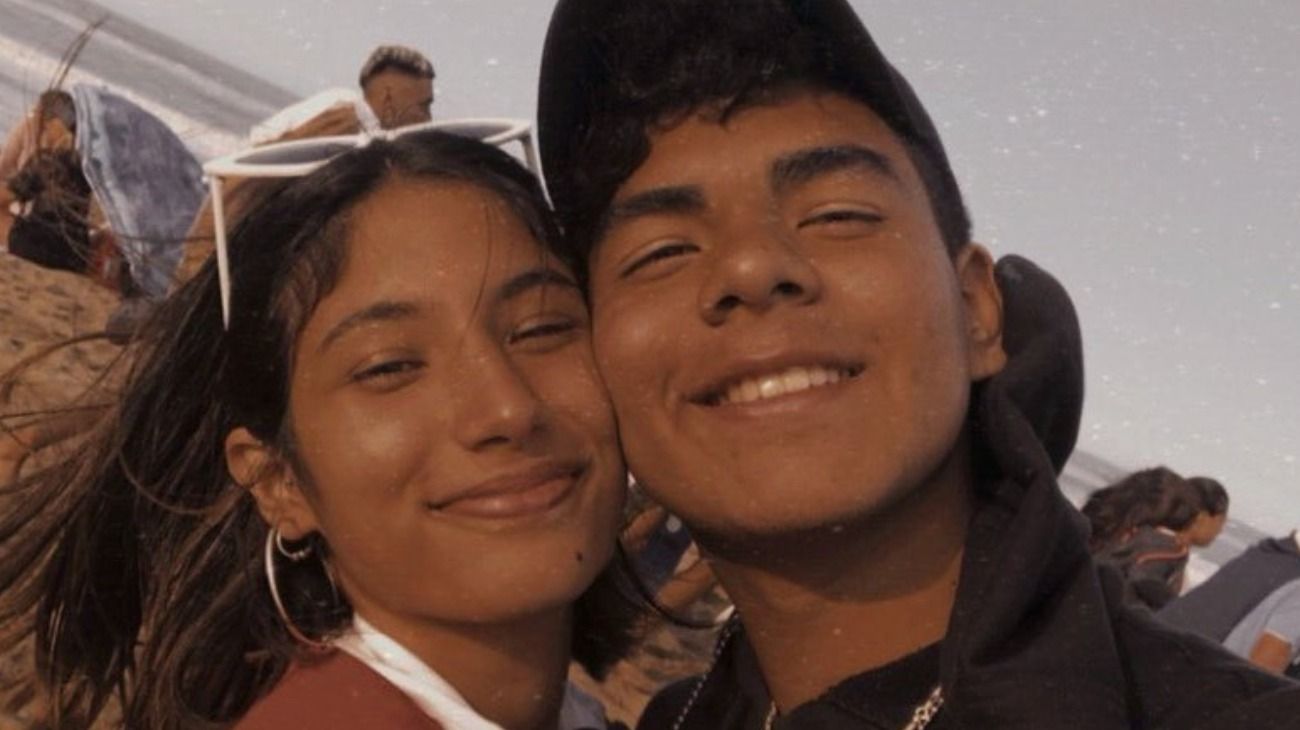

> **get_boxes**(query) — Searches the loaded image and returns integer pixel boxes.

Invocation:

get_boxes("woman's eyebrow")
[317,300,421,354]
[769,143,899,195]
[498,266,580,302]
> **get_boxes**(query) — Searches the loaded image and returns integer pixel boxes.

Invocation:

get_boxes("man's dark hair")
[559,0,971,271]
[357,44,436,87]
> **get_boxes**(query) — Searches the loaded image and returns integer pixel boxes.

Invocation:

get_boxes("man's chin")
[684,502,890,556]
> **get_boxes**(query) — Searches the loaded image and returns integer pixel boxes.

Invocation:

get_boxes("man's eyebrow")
[318,300,421,354]
[770,144,899,195]
[598,185,707,237]
[498,266,581,302]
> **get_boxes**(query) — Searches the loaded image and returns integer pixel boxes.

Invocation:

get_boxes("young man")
[536,1,1300,727]
[357,44,437,129]
[178,45,439,291]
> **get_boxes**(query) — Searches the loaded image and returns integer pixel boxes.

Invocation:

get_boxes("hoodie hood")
[988,255,1084,475]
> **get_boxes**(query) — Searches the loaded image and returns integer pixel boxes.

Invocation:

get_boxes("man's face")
[363,68,434,129]
[588,91,1005,539]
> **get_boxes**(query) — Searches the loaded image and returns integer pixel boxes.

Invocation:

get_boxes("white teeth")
[783,368,811,392]
[757,375,784,399]
[719,365,851,405]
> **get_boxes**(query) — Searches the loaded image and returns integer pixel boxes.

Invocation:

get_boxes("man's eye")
[621,242,698,278]
[797,208,884,229]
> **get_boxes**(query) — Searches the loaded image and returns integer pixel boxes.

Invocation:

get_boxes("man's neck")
[703,445,974,712]
[353,601,572,730]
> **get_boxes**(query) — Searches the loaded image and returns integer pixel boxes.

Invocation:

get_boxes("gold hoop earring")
[265,527,338,651]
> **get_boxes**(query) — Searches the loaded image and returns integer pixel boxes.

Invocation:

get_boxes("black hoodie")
[635,257,1300,729]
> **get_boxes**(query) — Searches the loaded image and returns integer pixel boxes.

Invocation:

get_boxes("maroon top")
[234,651,444,730]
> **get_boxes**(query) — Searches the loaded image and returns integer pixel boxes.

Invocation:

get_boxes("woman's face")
[279,177,623,626]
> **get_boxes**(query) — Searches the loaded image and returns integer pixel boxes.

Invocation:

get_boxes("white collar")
[335,614,606,730]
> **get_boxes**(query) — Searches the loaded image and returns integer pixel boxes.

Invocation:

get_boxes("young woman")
[0,131,639,729]
[1084,466,1207,609]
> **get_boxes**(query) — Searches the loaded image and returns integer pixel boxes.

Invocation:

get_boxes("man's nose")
[697,227,823,326]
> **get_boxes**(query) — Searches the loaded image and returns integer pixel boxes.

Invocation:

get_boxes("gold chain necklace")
[763,683,944,730]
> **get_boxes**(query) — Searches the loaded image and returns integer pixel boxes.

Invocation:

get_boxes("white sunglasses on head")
[201,117,541,327]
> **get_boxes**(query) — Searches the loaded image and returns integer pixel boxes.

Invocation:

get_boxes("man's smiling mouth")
[697,364,864,406]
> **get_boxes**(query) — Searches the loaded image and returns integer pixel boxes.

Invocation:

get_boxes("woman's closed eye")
[620,241,699,279]
[508,316,582,348]
[351,357,426,389]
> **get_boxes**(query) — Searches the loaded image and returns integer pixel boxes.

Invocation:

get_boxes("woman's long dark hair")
[1082,466,1202,551]
[0,131,641,729]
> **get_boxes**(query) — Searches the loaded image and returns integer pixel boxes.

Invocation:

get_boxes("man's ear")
[955,244,1007,381]
[225,427,319,540]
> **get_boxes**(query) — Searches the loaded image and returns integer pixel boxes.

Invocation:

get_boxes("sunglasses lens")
[232,141,358,166]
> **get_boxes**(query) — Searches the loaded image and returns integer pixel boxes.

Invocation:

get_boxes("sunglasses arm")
[209,175,232,329]
[521,133,542,181]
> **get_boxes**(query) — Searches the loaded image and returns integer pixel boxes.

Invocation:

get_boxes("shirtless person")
[248,44,436,143]
[177,46,438,287]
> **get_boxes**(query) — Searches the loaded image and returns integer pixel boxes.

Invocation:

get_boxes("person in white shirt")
[1223,576,1300,674]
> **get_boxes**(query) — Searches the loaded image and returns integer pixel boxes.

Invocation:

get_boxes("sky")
[71,0,1300,534]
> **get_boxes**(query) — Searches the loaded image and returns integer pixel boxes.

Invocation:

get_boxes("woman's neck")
[351,603,573,730]
[703,444,974,712]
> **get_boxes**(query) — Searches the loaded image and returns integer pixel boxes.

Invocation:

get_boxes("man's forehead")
[367,68,433,90]
[618,91,911,197]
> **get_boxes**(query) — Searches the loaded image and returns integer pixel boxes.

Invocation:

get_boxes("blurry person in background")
[1085,468,1201,610]
[248,44,436,144]
[1083,469,1231,609]
[359,45,437,129]
[622,499,721,620]
[1219,577,1300,675]
[0,83,205,340]
[1161,531,1300,656]
[1084,467,1230,610]
[176,45,438,288]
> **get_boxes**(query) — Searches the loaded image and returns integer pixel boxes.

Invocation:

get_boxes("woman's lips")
[428,463,581,520]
